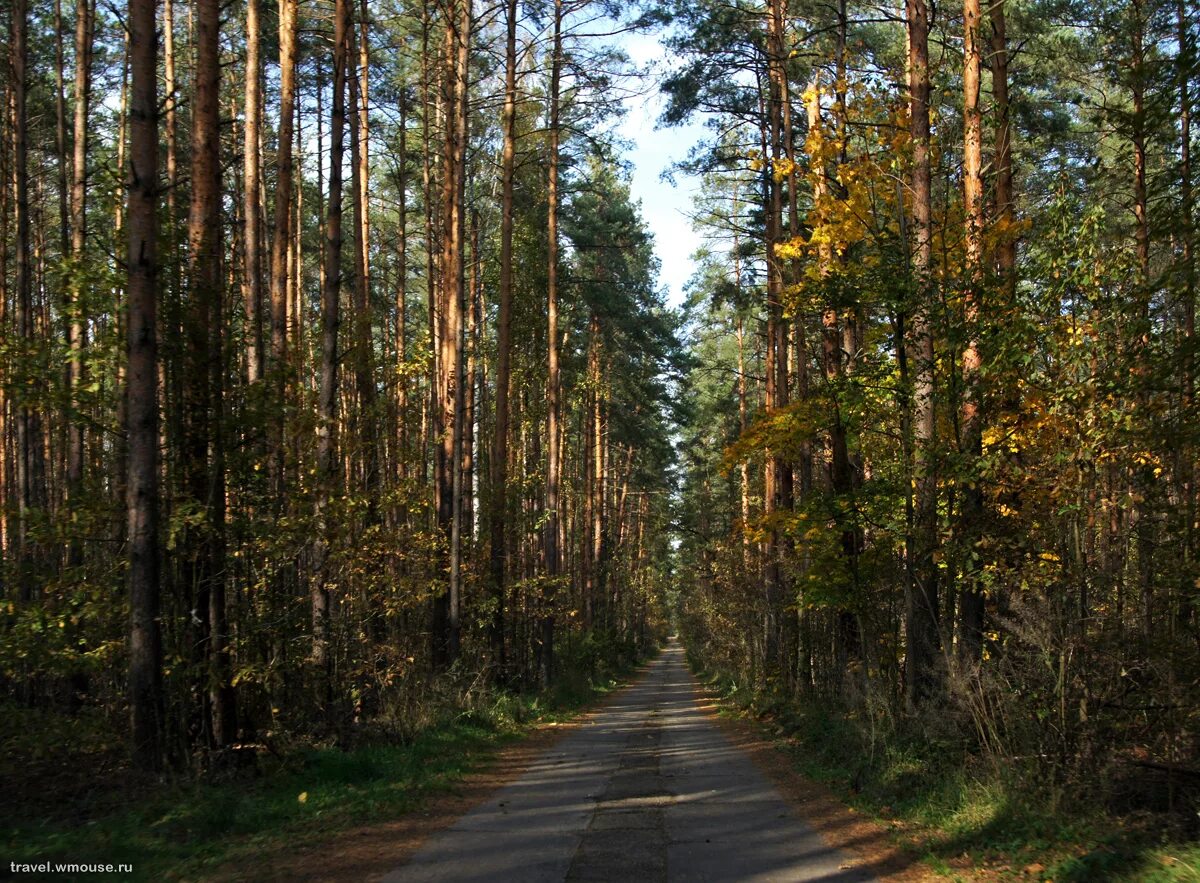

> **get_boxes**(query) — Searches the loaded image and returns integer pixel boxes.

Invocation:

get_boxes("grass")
[1,662,639,882]
[702,675,1200,882]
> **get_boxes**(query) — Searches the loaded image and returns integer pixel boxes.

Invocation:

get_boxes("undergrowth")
[1,643,647,882]
[700,669,1200,883]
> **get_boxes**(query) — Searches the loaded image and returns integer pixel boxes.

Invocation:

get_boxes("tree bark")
[542,0,564,687]
[990,0,1015,287]
[11,0,35,600]
[1179,0,1196,603]
[126,0,163,772]
[395,89,409,482]
[348,18,378,494]
[243,0,264,384]
[66,0,92,551]
[433,0,470,669]
[314,0,349,670]
[491,0,519,678]
[761,0,790,678]
[905,0,941,709]
[186,0,235,749]
[269,0,297,498]
[958,0,986,664]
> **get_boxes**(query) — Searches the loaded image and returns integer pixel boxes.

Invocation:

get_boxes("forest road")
[382,639,875,882]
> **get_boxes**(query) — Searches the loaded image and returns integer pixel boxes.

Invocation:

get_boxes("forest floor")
[704,683,1200,883]
[0,663,636,882]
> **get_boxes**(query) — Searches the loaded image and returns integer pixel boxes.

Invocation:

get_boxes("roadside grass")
[1,657,641,882]
[702,675,1200,882]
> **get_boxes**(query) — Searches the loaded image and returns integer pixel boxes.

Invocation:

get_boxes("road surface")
[383,640,875,882]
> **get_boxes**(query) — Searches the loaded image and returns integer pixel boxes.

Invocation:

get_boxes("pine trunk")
[126,0,163,771]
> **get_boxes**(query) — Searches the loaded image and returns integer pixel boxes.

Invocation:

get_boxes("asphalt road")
[383,639,875,882]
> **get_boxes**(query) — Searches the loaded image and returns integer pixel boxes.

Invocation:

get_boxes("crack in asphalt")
[566,712,668,882]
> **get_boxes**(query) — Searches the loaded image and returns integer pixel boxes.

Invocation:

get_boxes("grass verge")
[701,675,1199,882]
[1,663,639,882]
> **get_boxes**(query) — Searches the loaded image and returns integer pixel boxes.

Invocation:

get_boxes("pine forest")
[1,0,1198,876]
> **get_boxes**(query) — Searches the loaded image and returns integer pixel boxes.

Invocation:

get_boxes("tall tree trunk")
[314,0,348,670]
[54,0,70,535]
[806,74,859,687]
[491,0,519,677]
[0,120,7,572]
[736,312,752,568]
[164,0,178,258]
[127,0,163,772]
[269,0,297,498]
[761,0,790,678]
[433,0,469,668]
[542,0,564,688]
[112,32,130,513]
[772,0,799,688]
[64,0,91,566]
[186,0,235,749]
[243,0,264,384]
[357,0,372,307]
[1131,0,1154,636]
[163,0,183,493]
[1179,0,1196,607]
[756,82,775,681]
[958,0,986,664]
[348,21,378,495]
[990,0,1015,288]
[589,314,606,627]
[54,0,69,263]
[420,6,436,495]
[114,31,129,236]
[465,213,479,539]
[11,0,34,600]
[905,0,941,709]
[395,90,409,482]
[449,0,471,661]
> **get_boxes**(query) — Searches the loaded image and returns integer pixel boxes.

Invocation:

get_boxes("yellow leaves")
[1132,451,1162,477]
[771,157,797,181]
[983,424,1023,455]
[1038,551,1060,563]
[774,236,807,262]
[298,791,308,804]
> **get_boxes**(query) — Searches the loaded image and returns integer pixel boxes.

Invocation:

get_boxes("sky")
[613,31,709,311]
